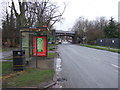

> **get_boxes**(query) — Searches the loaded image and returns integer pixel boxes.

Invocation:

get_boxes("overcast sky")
[0,0,119,30]
[51,0,119,31]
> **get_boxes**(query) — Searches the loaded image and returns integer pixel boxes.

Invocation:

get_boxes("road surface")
[57,44,119,88]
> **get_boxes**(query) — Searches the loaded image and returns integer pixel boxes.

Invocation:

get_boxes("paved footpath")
[0,48,18,61]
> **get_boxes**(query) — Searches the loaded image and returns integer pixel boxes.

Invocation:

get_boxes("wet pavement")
[52,58,63,88]
[25,57,54,69]
[51,56,68,88]
[0,51,12,59]
[0,48,19,62]
[0,51,13,62]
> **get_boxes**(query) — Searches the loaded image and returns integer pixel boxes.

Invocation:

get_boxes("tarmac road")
[57,44,119,88]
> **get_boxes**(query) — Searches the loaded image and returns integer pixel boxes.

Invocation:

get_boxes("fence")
[96,38,120,48]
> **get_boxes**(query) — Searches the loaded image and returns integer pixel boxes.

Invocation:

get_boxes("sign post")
[33,35,47,68]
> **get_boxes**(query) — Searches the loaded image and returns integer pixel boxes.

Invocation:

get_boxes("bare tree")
[11,0,66,30]
[71,17,89,43]
[11,0,27,29]
[29,0,66,29]
[2,0,66,47]
[72,16,108,44]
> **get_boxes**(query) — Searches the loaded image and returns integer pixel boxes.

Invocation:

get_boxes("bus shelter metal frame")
[19,27,49,68]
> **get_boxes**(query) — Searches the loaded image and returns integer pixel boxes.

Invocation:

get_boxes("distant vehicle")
[62,41,68,44]
[48,42,52,44]
[55,40,59,44]
[58,40,62,44]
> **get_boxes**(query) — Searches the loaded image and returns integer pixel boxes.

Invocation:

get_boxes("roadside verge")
[80,44,120,53]
[2,44,58,88]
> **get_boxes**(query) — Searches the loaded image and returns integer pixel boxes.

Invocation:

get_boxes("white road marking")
[111,64,120,68]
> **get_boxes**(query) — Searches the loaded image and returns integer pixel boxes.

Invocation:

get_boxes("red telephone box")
[33,36,47,56]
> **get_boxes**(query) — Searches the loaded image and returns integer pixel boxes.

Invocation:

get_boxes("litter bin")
[13,50,25,71]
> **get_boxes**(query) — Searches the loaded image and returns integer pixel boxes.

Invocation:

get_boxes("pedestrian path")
[26,57,54,69]
[0,48,18,62]
[0,51,12,59]
[0,51,12,62]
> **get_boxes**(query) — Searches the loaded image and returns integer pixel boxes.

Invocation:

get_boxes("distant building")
[118,1,120,22]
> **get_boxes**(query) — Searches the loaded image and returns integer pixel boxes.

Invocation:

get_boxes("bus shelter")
[20,26,50,67]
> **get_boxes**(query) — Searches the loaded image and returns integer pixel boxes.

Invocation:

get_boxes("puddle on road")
[52,58,67,88]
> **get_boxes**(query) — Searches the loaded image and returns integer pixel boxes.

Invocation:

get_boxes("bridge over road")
[55,30,78,44]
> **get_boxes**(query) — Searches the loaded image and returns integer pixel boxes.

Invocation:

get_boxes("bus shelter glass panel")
[29,32,34,56]
[21,32,30,60]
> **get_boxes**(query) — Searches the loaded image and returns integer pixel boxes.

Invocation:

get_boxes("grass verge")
[0,48,2,52]
[48,52,57,59]
[48,44,57,51]
[80,44,120,53]
[2,68,55,88]
[48,47,56,51]
[2,62,13,75]
[48,44,57,47]
[2,44,56,88]
[2,48,13,52]
[4,58,13,60]
[0,62,2,75]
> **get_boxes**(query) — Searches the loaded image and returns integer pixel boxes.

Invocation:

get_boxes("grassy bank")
[48,44,57,51]
[0,62,2,75]
[2,57,55,88]
[2,44,57,88]
[2,62,13,75]
[0,48,2,52]
[80,44,120,53]
[48,52,57,59]
[2,53,56,88]
[48,44,57,46]
[2,68,55,88]
[2,48,13,52]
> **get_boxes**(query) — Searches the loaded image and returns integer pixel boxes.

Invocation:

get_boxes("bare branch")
[11,0,18,17]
